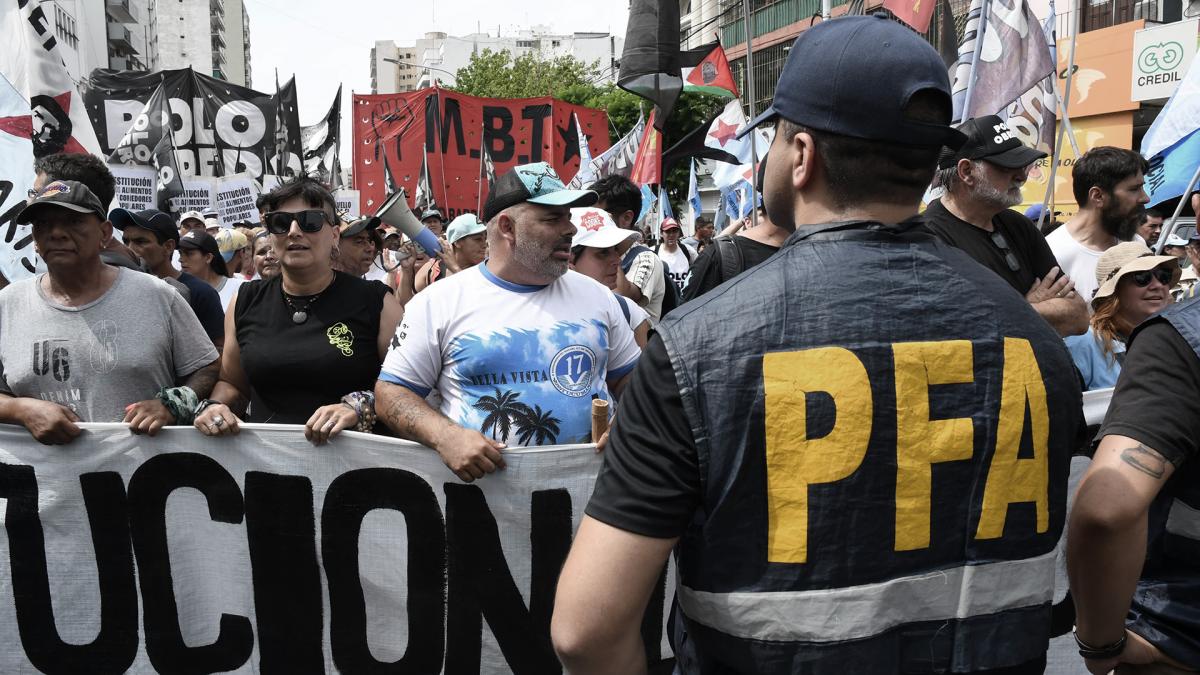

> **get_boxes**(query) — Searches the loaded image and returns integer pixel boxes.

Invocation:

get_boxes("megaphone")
[375,188,442,255]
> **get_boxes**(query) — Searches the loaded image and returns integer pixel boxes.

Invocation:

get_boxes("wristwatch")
[1073,627,1127,660]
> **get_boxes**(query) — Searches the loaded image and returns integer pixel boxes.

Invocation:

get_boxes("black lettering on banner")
[479,106,515,163]
[529,489,572,651]
[322,468,445,674]
[520,105,552,164]
[128,453,253,674]
[425,95,466,158]
[244,472,325,674]
[444,484,564,674]
[0,465,138,673]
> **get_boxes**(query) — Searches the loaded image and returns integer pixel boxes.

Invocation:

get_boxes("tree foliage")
[453,49,729,208]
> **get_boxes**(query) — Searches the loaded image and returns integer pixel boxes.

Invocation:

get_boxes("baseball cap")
[938,115,1048,170]
[204,216,221,231]
[16,180,107,224]
[420,208,445,222]
[1093,242,1180,304]
[1163,234,1189,248]
[571,207,638,249]
[178,230,230,277]
[179,210,205,225]
[661,217,682,232]
[446,213,487,244]
[109,208,180,242]
[738,14,964,150]
[483,162,599,223]
[214,228,249,261]
[339,216,381,238]
[1023,204,1062,221]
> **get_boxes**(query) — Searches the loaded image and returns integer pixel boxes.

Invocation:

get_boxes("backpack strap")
[714,235,745,284]
[613,292,631,323]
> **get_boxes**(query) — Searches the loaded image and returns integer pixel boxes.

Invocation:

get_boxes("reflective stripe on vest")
[1166,499,1200,541]
[675,550,1056,643]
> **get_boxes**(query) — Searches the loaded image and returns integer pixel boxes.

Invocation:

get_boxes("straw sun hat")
[1092,241,1181,306]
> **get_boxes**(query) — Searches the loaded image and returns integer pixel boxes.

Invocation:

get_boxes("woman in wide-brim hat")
[1065,241,1180,390]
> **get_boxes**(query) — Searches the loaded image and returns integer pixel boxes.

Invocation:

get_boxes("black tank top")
[234,272,390,424]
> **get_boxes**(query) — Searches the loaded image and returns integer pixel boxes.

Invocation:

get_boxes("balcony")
[719,0,851,47]
[1078,0,1176,32]
[105,0,136,24]
[211,9,224,30]
[107,23,136,52]
[211,30,226,48]
[109,54,145,71]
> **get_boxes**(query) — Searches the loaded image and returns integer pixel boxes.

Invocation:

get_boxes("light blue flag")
[637,184,656,224]
[687,160,702,235]
[1145,130,1200,207]
[1143,56,1200,206]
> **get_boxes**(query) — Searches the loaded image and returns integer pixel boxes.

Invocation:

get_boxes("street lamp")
[382,58,457,86]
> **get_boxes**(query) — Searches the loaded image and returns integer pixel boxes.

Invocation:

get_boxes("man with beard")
[1047,147,1150,304]
[375,162,640,481]
[925,115,1088,336]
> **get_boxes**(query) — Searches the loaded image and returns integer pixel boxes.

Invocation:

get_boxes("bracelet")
[340,391,376,433]
[156,386,199,426]
[1073,627,1126,661]
[193,399,221,418]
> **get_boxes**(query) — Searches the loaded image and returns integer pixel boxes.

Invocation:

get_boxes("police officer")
[1067,297,1200,672]
[551,15,1083,675]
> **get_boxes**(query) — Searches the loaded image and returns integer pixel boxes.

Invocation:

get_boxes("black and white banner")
[0,424,673,673]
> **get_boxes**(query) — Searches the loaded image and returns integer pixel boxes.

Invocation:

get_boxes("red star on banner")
[0,92,88,154]
[708,118,740,148]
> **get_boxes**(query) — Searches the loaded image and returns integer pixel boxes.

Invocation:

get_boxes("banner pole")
[477,114,486,215]
[741,0,760,230]
[960,0,992,121]
[1037,27,1079,232]
[1155,164,1200,255]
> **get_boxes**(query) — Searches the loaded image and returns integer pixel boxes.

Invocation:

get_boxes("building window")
[517,40,536,48]
[54,6,78,50]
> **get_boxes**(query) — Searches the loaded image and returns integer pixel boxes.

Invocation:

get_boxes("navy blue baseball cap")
[738,14,965,149]
[110,208,180,242]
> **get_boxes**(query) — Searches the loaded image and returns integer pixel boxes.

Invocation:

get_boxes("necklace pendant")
[292,310,307,324]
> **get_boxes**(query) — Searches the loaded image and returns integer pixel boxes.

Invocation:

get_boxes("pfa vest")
[656,220,1083,673]
[1125,297,1200,668]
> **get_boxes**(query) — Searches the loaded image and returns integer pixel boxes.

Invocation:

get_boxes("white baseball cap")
[180,210,205,224]
[571,207,637,249]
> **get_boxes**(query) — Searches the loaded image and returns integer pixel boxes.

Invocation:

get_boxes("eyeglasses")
[1129,268,1174,287]
[990,231,1020,272]
[263,210,332,235]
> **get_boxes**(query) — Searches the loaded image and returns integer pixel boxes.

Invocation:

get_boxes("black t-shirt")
[586,334,700,538]
[234,272,390,424]
[1100,319,1200,466]
[923,199,1059,295]
[681,235,779,301]
[177,271,225,341]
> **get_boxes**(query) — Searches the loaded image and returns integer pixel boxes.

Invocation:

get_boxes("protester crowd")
[3,14,1200,674]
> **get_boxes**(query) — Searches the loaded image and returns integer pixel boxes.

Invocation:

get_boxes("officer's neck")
[793,196,918,229]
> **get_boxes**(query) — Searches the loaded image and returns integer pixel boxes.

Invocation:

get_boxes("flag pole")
[477,115,487,215]
[1155,165,1200,255]
[1036,28,1080,233]
[740,0,760,230]
[960,0,993,120]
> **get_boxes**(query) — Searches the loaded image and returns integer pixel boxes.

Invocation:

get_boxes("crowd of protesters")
[3,16,1200,671]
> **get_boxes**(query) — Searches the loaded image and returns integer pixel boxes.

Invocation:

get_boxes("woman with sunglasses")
[194,177,403,443]
[1065,242,1180,390]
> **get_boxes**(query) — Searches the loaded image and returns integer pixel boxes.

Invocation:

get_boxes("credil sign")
[1131,20,1198,102]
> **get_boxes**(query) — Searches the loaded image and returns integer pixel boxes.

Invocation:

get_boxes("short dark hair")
[696,216,713,227]
[777,91,946,209]
[588,175,641,222]
[1143,207,1164,222]
[255,194,270,211]
[33,153,116,207]
[265,176,337,217]
[1071,147,1149,207]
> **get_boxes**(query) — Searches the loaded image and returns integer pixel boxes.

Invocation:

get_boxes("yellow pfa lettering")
[976,338,1051,539]
[764,347,872,564]
[893,341,975,552]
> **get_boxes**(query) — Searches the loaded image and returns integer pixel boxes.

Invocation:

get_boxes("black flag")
[662,109,741,176]
[301,85,342,187]
[618,0,682,130]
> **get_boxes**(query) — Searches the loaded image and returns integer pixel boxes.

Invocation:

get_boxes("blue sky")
[245,0,631,168]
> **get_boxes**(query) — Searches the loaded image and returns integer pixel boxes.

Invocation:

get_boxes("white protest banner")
[109,164,158,212]
[334,188,360,218]
[169,177,216,215]
[216,174,261,227]
[0,73,39,282]
[0,424,674,673]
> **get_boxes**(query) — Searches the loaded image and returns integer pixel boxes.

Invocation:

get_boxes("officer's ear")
[787,128,820,193]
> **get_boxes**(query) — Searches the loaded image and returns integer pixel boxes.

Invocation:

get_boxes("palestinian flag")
[682,42,739,98]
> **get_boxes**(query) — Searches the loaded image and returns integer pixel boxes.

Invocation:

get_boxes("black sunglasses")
[1129,268,1174,287]
[263,210,332,235]
[990,231,1020,273]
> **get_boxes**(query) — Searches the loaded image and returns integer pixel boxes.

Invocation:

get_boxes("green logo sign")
[1138,41,1185,74]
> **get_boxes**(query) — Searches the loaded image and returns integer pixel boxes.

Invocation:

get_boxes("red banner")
[352,88,610,219]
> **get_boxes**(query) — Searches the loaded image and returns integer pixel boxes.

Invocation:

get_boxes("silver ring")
[214,417,225,427]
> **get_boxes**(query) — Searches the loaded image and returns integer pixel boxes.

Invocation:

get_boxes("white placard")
[334,189,360,218]
[215,174,260,227]
[109,164,158,212]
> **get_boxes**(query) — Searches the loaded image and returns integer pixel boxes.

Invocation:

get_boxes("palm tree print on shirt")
[474,387,534,441]
[515,405,561,445]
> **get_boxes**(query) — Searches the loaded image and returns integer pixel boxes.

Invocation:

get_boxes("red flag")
[884,0,936,34]
[683,43,739,98]
[630,110,662,186]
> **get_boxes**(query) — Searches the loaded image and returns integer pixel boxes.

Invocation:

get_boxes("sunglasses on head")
[1129,267,1174,287]
[263,210,332,235]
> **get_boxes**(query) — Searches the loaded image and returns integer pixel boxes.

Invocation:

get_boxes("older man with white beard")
[924,115,1088,337]
[375,162,640,482]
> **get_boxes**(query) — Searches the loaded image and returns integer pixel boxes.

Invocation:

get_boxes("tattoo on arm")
[1120,444,1168,480]
[379,385,452,447]
[179,362,220,399]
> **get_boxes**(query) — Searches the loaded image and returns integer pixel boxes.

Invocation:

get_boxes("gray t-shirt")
[0,268,218,422]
